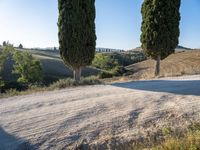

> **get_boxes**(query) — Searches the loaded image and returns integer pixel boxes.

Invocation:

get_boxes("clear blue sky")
[0,0,199,50]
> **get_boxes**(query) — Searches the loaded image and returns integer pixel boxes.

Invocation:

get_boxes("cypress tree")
[58,0,96,82]
[141,0,181,76]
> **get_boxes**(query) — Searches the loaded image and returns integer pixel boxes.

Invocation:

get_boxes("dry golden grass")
[126,50,200,80]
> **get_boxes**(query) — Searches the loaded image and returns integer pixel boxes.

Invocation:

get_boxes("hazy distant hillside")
[129,45,192,53]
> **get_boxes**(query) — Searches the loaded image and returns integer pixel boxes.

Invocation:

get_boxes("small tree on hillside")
[141,0,181,76]
[2,41,6,47]
[0,45,15,90]
[0,51,5,89]
[12,51,43,84]
[19,44,23,49]
[58,0,96,82]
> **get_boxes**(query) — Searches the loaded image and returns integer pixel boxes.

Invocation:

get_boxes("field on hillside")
[126,50,200,80]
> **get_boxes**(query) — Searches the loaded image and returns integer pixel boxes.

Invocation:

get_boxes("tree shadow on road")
[113,80,200,96]
[0,126,33,150]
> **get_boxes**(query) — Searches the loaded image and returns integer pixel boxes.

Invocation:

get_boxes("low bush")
[48,78,76,90]
[99,71,113,79]
[49,76,101,90]
[0,76,102,98]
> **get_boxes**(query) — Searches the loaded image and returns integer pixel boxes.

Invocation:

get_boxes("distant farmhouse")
[96,47,124,53]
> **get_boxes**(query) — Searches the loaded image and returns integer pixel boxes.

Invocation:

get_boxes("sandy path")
[0,75,200,149]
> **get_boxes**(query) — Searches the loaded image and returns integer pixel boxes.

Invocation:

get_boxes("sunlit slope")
[126,50,200,79]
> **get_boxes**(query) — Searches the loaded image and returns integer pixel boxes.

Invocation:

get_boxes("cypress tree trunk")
[155,55,160,77]
[74,68,81,82]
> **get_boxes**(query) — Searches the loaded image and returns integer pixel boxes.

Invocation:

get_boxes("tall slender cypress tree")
[58,0,96,82]
[141,0,181,76]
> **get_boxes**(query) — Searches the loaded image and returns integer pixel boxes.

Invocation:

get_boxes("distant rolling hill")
[129,45,192,53]
[2,48,100,84]
[126,50,200,79]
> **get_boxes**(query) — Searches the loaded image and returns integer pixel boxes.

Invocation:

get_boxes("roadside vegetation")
[130,123,200,150]
[152,130,200,150]
[1,76,101,98]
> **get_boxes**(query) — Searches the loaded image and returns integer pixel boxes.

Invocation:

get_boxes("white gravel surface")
[0,75,200,150]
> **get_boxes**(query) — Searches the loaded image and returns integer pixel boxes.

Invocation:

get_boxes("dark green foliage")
[12,51,43,84]
[93,52,146,70]
[109,52,146,66]
[0,45,14,89]
[99,71,113,79]
[92,53,119,70]
[19,44,23,49]
[141,0,181,60]
[0,54,5,88]
[92,53,131,78]
[2,41,6,47]
[58,0,96,81]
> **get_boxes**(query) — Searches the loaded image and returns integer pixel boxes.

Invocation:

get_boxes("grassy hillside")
[126,50,200,80]
[2,47,198,85]
[2,48,100,84]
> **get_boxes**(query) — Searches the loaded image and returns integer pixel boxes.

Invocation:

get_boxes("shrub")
[49,76,101,90]
[0,44,14,91]
[111,66,127,76]
[80,76,102,85]
[48,78,76,90]
[19,44,23,49]
[99,71,113,79]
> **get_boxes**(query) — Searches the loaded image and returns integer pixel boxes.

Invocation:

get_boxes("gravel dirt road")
[0,75,200,150]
